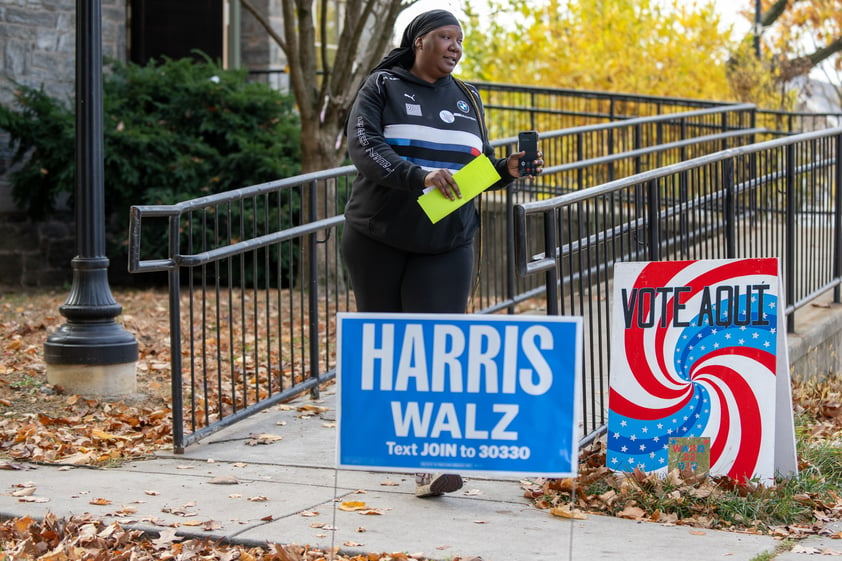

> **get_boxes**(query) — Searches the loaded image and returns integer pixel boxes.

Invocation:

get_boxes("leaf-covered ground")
[3,288,842,559]
[0,288,174,465]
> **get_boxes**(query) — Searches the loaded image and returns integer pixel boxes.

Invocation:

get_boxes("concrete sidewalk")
[0,386,803,561]
[7,293,842,559]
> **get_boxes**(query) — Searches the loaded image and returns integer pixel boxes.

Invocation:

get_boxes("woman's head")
[371,9,462,79]
[399,10,461,50]
[405,10,463,82]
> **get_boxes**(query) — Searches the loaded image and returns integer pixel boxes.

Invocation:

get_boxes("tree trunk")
[236,0,411,295]
[299,116,348,296]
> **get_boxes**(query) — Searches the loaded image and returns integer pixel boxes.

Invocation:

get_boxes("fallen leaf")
[247,496,268,502]
[338,501,369,512]
[245,433,283,446]
[207,475,239,485]
[297,404,328,414]
[109,505,138,516]
[18,496,50,503]
[89,497,112,506]
[91,428,122,440]
[203,520,223,531]
[550,505,587,519]
[0,461,35,471]
[61,452,95,465]
[152,527,182,549]
[618,506,646,520]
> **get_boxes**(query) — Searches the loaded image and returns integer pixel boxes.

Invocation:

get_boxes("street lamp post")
[44,0,138,395]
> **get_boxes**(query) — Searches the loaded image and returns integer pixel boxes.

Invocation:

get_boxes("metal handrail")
[128,98,835,451]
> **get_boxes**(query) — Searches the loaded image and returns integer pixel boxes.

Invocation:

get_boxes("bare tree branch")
[236,0,415,172]
[760,0,789,27]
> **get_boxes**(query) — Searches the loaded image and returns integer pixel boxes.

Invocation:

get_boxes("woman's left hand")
[507,150,544,178]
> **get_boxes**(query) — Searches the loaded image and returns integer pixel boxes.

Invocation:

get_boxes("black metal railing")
[128,90,842,451]
[248,71,840,135]
[473,82,736,136]
[514,127,842,441]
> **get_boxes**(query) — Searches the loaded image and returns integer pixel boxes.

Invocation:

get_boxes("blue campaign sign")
[336,313,582,478]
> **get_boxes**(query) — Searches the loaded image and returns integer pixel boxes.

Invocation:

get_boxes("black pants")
[341,226,474,313]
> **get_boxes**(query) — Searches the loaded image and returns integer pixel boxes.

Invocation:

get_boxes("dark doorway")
[130,0,224,65]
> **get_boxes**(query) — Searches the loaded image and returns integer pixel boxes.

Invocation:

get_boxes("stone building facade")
[0,0,284,286]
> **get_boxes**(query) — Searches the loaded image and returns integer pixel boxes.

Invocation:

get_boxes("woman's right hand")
[425,169,461,201]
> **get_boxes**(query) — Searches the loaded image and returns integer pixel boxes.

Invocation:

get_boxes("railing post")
[169,266,185,453]
[634,124,643,175]
[786,143,797,332]
[834,134,842,304]
[530,91,537,131]
[721,111,729,152]
[722,157,736,259]
[647,179,661,261]
[545,208,559,315]
[656,121,663,168]
[679,170,690,258]
[307,180,321,399]
[680,118,687,162]
[506,181,516,314]
[168,214,185,453]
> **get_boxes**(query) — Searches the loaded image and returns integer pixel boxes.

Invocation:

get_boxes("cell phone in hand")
[518,130,539,176]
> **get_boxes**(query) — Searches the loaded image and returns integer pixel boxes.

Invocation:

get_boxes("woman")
[342,9,543,498]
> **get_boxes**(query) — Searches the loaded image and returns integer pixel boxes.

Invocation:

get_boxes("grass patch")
[525,373,842,535]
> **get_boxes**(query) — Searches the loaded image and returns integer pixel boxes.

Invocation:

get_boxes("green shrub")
[0,54,301,265]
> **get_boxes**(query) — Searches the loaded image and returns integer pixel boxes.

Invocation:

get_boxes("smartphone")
[518,130,539,176]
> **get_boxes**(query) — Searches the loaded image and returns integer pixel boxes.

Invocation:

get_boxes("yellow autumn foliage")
[458,0,778,107]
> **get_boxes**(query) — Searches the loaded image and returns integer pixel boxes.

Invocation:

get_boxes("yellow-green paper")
[417,154,501,224]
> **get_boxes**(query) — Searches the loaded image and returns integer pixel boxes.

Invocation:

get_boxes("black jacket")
[344,68,514,254]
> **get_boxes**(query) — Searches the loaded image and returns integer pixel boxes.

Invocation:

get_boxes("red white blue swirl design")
[606,259,779,482]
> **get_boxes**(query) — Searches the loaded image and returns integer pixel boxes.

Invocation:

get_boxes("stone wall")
[0,0,127,287]
[0,0,288,287]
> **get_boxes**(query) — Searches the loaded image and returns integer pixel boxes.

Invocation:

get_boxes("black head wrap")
[371,9,461,73]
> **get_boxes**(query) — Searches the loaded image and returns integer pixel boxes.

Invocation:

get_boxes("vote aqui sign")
[606,258,797,483]
[336,313,583,477]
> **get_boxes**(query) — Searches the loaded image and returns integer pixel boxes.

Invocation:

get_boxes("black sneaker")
[415,473,463,498]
